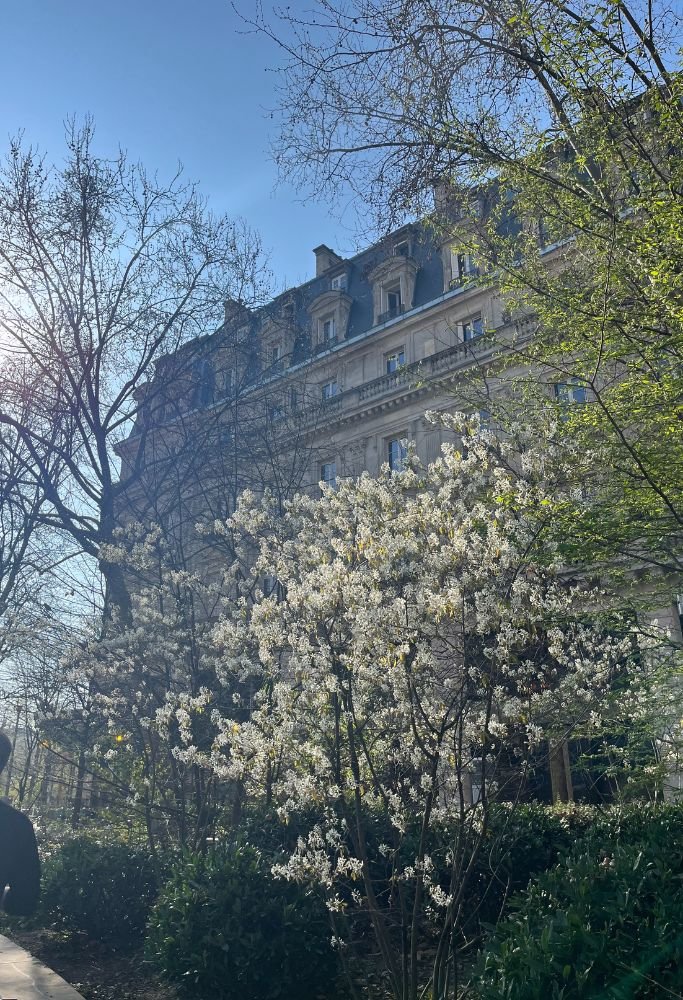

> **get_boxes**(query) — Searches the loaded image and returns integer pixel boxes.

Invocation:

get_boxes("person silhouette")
[0,732,40,915]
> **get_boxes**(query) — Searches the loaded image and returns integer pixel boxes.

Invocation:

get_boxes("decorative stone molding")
[367,256,419,324]
[308,288,353,346]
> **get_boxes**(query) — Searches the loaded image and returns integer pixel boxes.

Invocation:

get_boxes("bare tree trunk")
[4,707,20,796]
[71,749,87,829]
[99,557,133,630]
[549,740,574,803]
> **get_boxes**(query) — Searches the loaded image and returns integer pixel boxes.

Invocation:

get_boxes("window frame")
[320,460,337,487]
[554,379,588,405]
[462,315,484,342]
[321,379,339,402]
[385,285,403,317]
[385,347,406,374]
[387,436,408,473]
[320,315,336,344]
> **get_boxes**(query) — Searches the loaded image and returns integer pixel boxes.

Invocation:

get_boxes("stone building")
[115,213,683,803]
[116,217,520,555]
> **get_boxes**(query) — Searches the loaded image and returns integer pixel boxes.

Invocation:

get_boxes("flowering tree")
[61,524,228,850]
[207,414,651,1000]
[247,0,682,580]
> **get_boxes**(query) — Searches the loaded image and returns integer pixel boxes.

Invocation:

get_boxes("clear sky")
[0,0,359,292]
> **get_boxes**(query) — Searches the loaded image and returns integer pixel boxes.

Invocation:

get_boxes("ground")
[7,929,176,1000]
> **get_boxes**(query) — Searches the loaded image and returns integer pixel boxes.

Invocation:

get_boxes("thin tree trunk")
[549,740,573,803]
[71,749,87,829]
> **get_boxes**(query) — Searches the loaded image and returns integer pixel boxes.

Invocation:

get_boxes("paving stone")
[0,935,85,1000]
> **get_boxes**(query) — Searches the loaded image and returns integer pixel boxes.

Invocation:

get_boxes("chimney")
[313,245,342,277]
[224,298,251,326]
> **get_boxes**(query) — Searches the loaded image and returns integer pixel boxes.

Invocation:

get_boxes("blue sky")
[0,0,358,290]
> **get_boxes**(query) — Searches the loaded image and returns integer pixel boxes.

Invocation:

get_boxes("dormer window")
[218,366,236,399]
[308,289,353,347]
[393,240,410,257]
[384,285,403,321]
[270,344,284,372]
[320,316,336,344]
[451,251,478,285]
[538,217,552,248]
[330,273,347,291]
[368,255,418,326]
[442,237,482,291]
[193,358,215,409]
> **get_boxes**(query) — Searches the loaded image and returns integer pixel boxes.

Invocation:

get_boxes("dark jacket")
[0,799,40,915]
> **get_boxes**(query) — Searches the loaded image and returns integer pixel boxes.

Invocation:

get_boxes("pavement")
[0,935,85,1000]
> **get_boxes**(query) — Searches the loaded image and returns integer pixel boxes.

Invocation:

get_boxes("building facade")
[117,219,518,550]
[115,214,683,805]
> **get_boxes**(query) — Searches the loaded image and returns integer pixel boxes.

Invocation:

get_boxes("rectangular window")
[321,380,338,401]
[321,461,337,487]
[270,345,284,374]
[554,379,587,405]
[386,287,402,315]
[393,240,410,257]
[330,274,347,291]
[289,387,299,411]
[388,437,407,473]
[269,403,284,423]
[455,252,478,281]
[462,315,484,341]
[385,348,406,374]
[222,367,236,397]
[194,358,215,409]
[321,316,336,342]
[262,575,278,597]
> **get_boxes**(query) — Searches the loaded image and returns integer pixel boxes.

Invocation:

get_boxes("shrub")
[40,837,160,946]
[147,843,339,1000]
[475,804,683,999]
[468,803,595,924]
[233,802,596,954]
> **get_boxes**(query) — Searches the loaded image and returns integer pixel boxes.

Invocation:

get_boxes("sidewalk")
[0,935,85,1000]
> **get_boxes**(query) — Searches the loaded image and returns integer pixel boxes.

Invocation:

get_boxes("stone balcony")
[297,338,499,431]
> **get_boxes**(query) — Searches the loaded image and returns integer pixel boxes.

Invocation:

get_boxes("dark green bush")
[40,837,160,946]
[475,803,683,999]
[234,802,596,954]
[147,843,339,1000]
[466,803,595,927]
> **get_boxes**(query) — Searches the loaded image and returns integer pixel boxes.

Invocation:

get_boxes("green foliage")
[147,843,339,1000]
[469,804,594,927]
[234,802,595,953]
[475,803,683,998]
[472,76,683,576]
[39,837,160,946]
